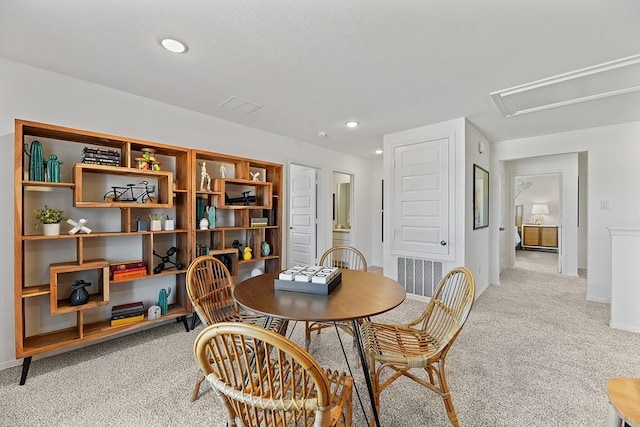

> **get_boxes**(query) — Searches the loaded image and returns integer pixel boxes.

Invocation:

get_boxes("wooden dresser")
[521,224,559,251]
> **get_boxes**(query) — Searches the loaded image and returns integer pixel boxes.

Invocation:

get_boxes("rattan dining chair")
[194,322,354,427]
[304,246,368,352]
[186,255,288,402]
[360,266,475,426]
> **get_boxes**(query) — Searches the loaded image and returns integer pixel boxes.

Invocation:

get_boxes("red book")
[111,267,147,280]
[110,260,146,272]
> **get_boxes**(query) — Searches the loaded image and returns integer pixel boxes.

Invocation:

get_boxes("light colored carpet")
[2,263,640,426]
[515,249,559,274]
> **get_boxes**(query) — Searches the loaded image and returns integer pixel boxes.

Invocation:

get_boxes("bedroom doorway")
[513,173,561,273]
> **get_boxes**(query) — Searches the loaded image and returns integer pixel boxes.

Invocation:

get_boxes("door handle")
[440,240,447,246]
[499,227,505,231]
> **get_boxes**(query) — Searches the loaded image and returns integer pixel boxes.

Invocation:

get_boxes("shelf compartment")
[73,163,174,208]
[214,178,272,209]
[20,305,189,358]
[49,259,110,315]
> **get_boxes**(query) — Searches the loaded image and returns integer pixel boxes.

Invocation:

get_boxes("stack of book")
[82,146,121,166]
[110,260,147,281]
[111,301,145,326]
[250,217,268,227]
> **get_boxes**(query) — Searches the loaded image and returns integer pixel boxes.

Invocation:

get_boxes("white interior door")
[288,164,317,266]
[391,137,449,257]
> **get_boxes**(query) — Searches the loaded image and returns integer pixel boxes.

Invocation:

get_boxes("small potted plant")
[163,215,175,231]
[33,205,66,236]
[148,212,164,231]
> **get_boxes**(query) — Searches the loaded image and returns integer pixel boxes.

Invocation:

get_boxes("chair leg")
[305,321,311,351]
[437,365,459,427]
[192,372,206,402]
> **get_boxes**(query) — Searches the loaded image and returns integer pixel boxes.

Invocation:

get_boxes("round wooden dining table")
[234,269,406,427]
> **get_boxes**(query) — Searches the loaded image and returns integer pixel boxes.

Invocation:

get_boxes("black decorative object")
[225,191,256,206]
[232,239,243,259]
[153,246,184,274]
[69,280,91,306]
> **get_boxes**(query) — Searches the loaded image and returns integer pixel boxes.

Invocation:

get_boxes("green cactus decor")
[45,154,63,183]
[24,140,45,181]
[157,287,171,315]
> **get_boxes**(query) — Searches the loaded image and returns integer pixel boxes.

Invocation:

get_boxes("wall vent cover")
[397,257,443,298]
[490,54,640,118]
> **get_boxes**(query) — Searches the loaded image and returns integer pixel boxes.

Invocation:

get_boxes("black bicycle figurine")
[103,180,157,203]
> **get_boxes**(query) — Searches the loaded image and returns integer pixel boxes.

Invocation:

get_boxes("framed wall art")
[473,164,489,229]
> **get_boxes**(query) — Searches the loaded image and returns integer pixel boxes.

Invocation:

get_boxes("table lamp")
[531,204,549,224]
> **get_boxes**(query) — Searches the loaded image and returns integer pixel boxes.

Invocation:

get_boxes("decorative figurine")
[261,241,271,256]
[67,218,92,235]
[148,305,161,320]
[243,246,253,260]
[250,171,260,181]
[199,217,209,229]
[219,163,227,178]
[206,205,216,229]
[24,140,45,181]
[200,161,211,191]
[69,280,91,306]
[45,154,63,183]
[157,287,171,315]
[232,239,243,259]
[153,247,184,274]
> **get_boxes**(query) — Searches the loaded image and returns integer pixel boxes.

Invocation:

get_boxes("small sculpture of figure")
[45,154,63,183]
[250,171,260,182]
[200,161,211,191]
[243,246,253,261]
[219,163,227,178]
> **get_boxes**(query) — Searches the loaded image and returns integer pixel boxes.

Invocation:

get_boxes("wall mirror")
[332,172,352,230]
[473,164,489,229]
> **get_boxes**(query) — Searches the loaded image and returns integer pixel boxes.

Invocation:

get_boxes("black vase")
[69,280,91,306]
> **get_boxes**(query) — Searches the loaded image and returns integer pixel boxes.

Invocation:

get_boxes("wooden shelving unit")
[14,119,282,385]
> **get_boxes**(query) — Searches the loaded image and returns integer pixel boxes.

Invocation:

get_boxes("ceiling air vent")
[490,54,640,118]
[218,96,263,115]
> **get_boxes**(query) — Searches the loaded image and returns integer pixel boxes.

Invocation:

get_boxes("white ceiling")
[1,0,639,159]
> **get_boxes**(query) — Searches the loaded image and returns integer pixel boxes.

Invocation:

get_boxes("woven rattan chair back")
[418,266,476,354]
[305,246,368,352]
[194,322,353,427]
[186,255,238,325]
[360,266,475,426]
[319,246,367,271]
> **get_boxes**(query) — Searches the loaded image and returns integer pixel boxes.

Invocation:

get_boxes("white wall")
[370,160,384,267]
[491,120,640,302]
[0,58,375,368]
[465,120,492,292]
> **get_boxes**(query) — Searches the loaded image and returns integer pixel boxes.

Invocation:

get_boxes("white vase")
[163,219,175,231]
[42,223,60,236]
[149,220,162,231]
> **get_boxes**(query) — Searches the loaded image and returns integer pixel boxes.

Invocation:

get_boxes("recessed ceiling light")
[161,38,187,53]
[375,149,383,155]
[345,121,359,128]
